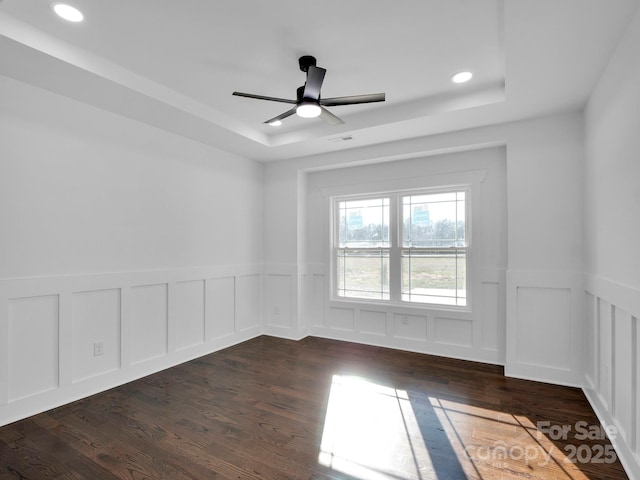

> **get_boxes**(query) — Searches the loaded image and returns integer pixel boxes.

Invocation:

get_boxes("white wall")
[504,114,585,386]
[263,111,586,385]
[583,5,640,479]
[0,77,263,277]
[262,164,306,339]
[304,148,507,363]
[0,75,264,426]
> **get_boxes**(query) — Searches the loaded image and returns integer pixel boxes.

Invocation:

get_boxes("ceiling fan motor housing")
[298,55,317,72]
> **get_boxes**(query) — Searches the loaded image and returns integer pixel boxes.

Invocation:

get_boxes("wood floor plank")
[0,336,629,479]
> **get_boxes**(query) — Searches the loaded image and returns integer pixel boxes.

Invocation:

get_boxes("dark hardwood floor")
[0,336,629,479]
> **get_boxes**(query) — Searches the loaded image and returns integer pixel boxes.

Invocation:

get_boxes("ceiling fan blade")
[263,107,297,125]
[302,65,326,100]
[233,91,296,104]
[319,106,345,125]
[320,93,385,107]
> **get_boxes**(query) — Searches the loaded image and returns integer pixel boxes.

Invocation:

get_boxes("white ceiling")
[0,0,637,162]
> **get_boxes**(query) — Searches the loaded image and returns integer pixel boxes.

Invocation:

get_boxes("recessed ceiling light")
[268,120,282,127]
[451,71,473,84]
[52,3,84,22]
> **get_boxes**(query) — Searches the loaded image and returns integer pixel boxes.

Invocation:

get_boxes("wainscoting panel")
[583,275,640,480]
[311,274,326,329]
[235,274,261,333]
[261,265,315,340]
[307,265,505,364]
[328,307,355,332]
[7,295,59,402]
[480,281,500,352]
[174,280,205,351]
[393,314,427,342]
[129,283,168,365]
[599,298,613,409]
[585,292,597,390]
[637,327,640,465]
[613,307,634,444]
[505,270,583,386]
[0,265,263,427]
[435,317,473,347]
[71,289,121,382]
[515,287,572,369]
[265,274,293,329]
[357,310,387,336]
[206,276,235,340]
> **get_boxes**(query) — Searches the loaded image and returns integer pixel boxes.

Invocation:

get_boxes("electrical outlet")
[93,341,104,357]
[273,306,280,315]
[402,315,409,326]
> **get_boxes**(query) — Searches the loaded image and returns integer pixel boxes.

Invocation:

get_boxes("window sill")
[328,296,473,318]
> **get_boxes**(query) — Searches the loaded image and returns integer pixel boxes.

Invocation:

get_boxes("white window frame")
[334,194,392,301]
[330,186,472,311]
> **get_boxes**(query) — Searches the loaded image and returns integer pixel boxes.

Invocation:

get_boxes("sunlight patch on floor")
[318,375,434,479]
[319,375,600,480]
[429,397,594,480]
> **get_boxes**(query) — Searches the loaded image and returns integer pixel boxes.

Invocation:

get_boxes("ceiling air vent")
[329,136,353,143]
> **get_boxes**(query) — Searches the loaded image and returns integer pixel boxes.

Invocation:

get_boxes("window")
[336,197,390,300]
[401,191,466,306]
[334,189,468,307]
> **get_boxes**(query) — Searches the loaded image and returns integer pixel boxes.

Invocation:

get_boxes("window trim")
[334,194,392,301]
[399,189,468,307]
[330,185,472,311]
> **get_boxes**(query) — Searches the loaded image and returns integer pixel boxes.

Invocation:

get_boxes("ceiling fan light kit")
[296,102,321,118]
[232,55,385,126]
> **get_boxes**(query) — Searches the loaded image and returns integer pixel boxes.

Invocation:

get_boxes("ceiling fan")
[232,55,385,126]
